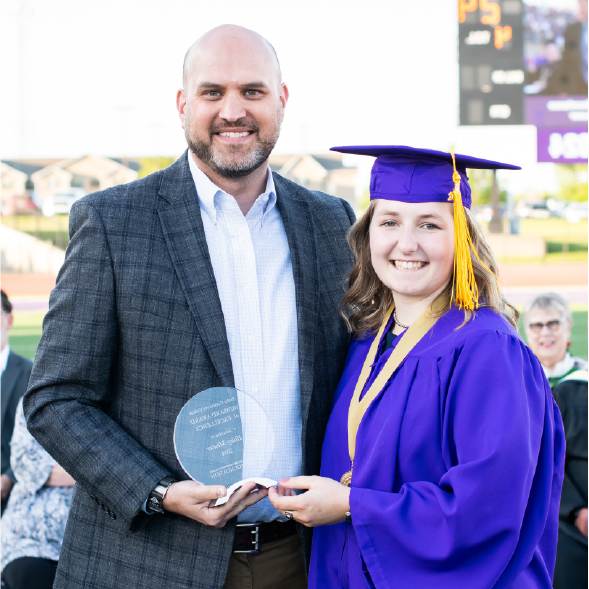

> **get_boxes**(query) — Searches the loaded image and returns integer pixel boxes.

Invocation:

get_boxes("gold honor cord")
[340,302,441,486]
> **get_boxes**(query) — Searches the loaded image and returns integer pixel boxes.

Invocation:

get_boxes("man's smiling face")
[178,26,288,179]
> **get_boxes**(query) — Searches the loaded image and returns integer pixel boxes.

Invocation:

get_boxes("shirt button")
[252,439,259,445]
[244,286,251,293]
[239,236,245,244]
[248,335,254,342]
[251,386,258,393]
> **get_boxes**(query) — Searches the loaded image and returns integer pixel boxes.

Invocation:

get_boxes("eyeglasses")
[527,319,564,333]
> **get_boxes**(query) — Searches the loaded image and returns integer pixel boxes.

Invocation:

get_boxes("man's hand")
[45,465,76,487]
[574,507,588,537]
[163,480,268,528]
[1,474,14,501]
[268,476,350,527]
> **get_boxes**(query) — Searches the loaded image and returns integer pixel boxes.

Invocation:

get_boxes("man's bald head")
[182,25,282,90]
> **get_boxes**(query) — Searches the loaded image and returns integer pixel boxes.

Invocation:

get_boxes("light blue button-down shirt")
[188,155,302,523]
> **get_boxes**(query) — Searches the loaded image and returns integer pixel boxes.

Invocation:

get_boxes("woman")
[523,292,587,388]
[524,294,588,588]
[269,146,565,588]
[1,398,74,589]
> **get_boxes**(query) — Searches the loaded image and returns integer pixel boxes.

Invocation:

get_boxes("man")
[24,25,355,589]
[1,290,33,514]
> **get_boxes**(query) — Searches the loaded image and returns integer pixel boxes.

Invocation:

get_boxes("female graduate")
[268,146,565,589]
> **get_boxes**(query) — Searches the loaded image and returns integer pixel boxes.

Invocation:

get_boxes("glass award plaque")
[174,387,277,503]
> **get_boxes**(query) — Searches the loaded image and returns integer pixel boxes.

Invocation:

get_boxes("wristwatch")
[147,476,176,514]
[345,511,352,522]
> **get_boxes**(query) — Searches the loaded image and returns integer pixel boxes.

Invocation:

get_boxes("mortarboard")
[329,145,521,311]
[329,145,521,209]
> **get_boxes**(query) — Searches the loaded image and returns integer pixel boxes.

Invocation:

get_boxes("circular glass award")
[174,387,274,490]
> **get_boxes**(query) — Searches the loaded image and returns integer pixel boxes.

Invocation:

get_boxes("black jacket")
[1,351,33,481]
[553,375,588,547]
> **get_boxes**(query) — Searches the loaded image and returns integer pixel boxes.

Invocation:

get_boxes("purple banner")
[537,127,588,163]
[525,96,588,128]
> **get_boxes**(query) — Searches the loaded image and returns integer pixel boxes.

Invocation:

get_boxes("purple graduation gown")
[309,307,565,589]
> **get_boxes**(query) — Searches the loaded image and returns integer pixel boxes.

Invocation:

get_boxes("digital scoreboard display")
[458,0,588,163]
[459,0,525,125]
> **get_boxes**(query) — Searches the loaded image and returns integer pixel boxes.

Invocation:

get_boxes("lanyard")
[340,301,441,486]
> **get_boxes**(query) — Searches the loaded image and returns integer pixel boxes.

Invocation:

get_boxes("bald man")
[24,25,355,589]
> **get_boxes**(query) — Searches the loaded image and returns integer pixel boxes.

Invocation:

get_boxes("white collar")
[187,153,276,226]
[0,344,10,374]
[542,352,576,379]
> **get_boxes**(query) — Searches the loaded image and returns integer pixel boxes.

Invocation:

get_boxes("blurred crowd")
[0,287,587,588]
[523,0,588,96]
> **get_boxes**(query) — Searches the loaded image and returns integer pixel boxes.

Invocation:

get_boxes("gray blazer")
[24,152,355,589]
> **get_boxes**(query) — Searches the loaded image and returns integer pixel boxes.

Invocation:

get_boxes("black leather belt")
[233,519,297,554]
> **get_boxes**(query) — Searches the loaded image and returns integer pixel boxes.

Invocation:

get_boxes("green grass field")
[2,215,588,260]
[4,214,588,361]
[487,218,588,263]
[9,311,47,360]
[10,308,588,362]
[2,215,70,250]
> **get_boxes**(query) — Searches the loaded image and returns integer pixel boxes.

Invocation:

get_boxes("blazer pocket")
[123,296,195,329]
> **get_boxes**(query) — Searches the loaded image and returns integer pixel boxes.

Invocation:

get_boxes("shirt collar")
[543,351,576,380]
[1,344,10,374]
[187,153,276,225]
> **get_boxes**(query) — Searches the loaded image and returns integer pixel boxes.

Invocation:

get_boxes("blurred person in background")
[1,398,74,589]
[1,290,32,514]
[525,293,587,589]
[524,293,587,388]
[543,0,588,95]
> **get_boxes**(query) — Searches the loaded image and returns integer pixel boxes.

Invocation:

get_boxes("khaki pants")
[222,531,307,589]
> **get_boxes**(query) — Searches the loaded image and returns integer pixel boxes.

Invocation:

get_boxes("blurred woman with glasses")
[525,292,588,589]
[524,293,587,388]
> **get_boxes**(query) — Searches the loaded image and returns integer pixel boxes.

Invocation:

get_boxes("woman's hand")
[268,476,350,527]
[45,465,76,487]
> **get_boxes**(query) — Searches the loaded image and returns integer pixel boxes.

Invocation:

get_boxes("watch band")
[147,476,176,514]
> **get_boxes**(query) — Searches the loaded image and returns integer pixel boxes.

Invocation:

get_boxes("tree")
[138,157,177,179]
[555,164,588,202]
[468,169,506,206]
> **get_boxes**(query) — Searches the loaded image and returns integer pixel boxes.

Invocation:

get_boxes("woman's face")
[369,199,455,304]
[525,306,571,370]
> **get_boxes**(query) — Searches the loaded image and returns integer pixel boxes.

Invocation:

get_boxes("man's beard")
[186,112,281,179]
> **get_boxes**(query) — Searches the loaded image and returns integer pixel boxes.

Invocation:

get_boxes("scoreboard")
[458,0,525,125]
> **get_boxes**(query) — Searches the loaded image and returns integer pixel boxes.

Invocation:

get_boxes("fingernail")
[217,487,226,497]
[280,478,290,484]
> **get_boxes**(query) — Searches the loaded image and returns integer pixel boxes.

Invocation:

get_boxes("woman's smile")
[391,260,428,271]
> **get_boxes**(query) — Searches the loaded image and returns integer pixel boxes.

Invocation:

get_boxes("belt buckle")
[234,523,260,554]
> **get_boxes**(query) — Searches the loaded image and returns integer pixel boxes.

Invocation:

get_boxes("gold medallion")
[340,470,352,487]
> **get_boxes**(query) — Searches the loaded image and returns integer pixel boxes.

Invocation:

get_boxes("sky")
[1,0,581,196]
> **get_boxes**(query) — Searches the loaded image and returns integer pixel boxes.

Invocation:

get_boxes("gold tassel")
[448,153,496,311]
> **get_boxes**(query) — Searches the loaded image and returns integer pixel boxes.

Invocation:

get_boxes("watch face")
[148,496,163,512]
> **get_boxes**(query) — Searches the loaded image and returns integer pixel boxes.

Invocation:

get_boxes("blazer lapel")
[274,174,318,429]
[156,152,234,388]
[1,353,20,425]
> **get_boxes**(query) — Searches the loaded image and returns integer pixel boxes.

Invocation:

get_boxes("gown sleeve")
[349,330,565,589]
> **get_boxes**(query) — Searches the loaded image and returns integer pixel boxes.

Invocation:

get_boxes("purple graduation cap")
[330,145,521,209]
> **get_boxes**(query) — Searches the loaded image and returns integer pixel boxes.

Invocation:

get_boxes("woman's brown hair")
[340,200,519,338]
